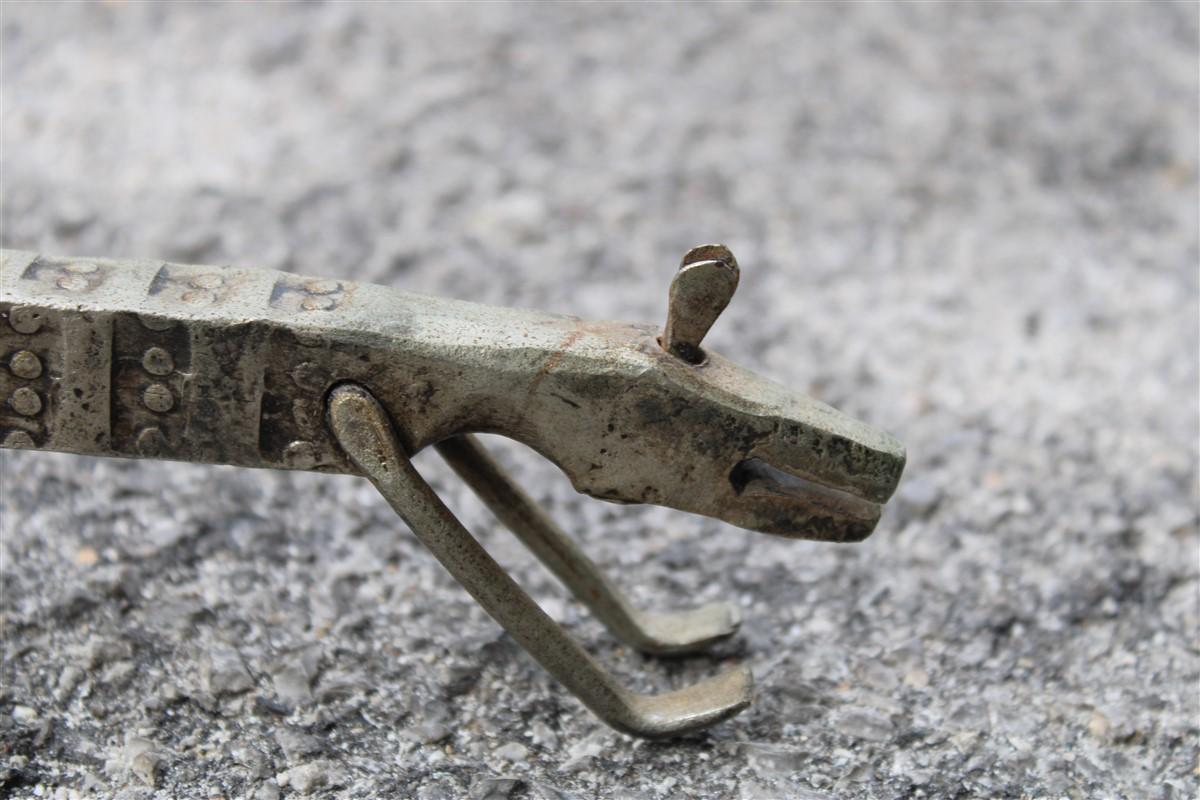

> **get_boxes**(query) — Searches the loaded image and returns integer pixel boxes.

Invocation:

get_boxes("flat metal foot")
[327,384,752,738]
[435,435,741,655]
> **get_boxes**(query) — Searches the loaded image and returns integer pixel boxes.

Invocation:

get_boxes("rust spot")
[527,326,583,396]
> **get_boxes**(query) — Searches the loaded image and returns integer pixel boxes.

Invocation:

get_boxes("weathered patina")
[0,245,905,737]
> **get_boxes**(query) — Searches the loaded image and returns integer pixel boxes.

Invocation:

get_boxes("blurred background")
[1,3,1196,798]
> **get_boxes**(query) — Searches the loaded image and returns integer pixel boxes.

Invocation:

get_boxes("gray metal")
[329,384,752,738]
[436,434,741,656]
[0,245,906,736]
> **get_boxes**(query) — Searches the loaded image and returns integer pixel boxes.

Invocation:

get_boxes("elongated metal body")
[1,248,602,478]
[1,246,905,737]
[1,248,903,541]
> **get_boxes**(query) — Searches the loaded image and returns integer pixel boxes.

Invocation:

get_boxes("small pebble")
[12,705,38,723]
[493,742,529,763]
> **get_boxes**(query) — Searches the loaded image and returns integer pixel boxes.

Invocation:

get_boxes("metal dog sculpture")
[0,245,904,737]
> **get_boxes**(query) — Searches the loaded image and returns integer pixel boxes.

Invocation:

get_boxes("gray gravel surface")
[2,3,1198,798]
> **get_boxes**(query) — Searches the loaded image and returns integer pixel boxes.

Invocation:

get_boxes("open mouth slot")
[729,458,879,523]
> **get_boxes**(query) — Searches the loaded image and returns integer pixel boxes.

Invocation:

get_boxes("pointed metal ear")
[661,244,739,364]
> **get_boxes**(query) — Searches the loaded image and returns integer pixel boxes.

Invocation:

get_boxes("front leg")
[434,435,741,656]
[326,384,752,738]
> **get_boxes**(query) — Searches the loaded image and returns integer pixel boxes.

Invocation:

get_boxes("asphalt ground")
[1,3,1197,798]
